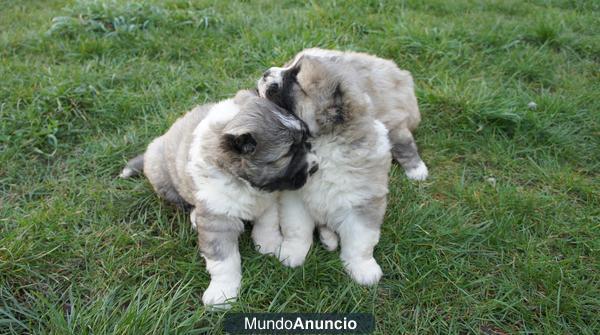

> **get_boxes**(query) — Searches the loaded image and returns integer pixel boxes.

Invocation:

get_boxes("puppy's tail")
[120,154,144,178]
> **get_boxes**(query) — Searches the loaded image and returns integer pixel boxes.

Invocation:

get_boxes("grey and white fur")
[258,47,428,180]
[121,90,317,308]
[259,55,392,285]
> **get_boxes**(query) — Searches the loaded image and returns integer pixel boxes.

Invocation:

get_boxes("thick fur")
[263,56,392,285]
[258,48,428,180]
[121,90,316,308]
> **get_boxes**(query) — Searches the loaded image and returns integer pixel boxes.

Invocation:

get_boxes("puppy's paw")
[318,227,338,251]
[202,280,238,310]
[190,209,198,231]
[253,233,283,255]
[344,258,383,286]
[405,161,428,181]
[278,240,310,268]
[119,167,136,179]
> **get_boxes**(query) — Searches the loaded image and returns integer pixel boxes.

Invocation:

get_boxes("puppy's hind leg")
[252,203,283,255]
[318,226,338,251]
[143,137,188,207]
[120,154,144,178]
[389,127,428,181]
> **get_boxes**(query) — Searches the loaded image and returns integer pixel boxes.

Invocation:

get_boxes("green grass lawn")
[1,0,598,333]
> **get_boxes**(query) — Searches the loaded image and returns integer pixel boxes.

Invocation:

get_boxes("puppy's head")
[257,56,368,135]
[218,90,318,192]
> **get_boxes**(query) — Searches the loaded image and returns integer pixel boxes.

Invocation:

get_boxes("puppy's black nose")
[309,164,319,175]
[262,70,271,80]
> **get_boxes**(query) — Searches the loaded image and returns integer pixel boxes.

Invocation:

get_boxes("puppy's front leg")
[278,191,314,267]
[252,203,282,255]
[337,203,385,285]
[195,210,244,309]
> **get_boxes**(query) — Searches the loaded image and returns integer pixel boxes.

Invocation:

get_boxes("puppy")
[258,47,428,180]
[120,90,316,308]
[261,56,392,285]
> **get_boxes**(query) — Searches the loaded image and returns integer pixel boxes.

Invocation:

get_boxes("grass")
[1,0,598,333]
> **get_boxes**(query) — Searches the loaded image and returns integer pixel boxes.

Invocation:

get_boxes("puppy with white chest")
[120,90,317,308]
[259,47,428,180]
[259,56,392,285]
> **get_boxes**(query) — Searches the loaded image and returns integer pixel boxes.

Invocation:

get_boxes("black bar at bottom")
[224,313,374,334]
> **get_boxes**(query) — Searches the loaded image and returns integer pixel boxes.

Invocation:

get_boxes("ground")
[1,0,598,334]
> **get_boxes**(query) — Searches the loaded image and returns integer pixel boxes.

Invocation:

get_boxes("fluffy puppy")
[120,90,316,308]
[263,56,392,285]
[258,47,428,180]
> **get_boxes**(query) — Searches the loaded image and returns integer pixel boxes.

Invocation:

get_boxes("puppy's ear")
[222,133,257,155]
[326,84,346,124]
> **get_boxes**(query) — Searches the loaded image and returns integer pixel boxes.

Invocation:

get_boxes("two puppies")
[122,49,427,307]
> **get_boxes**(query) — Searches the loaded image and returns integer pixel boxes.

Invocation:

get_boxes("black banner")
[224,313,374,334]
